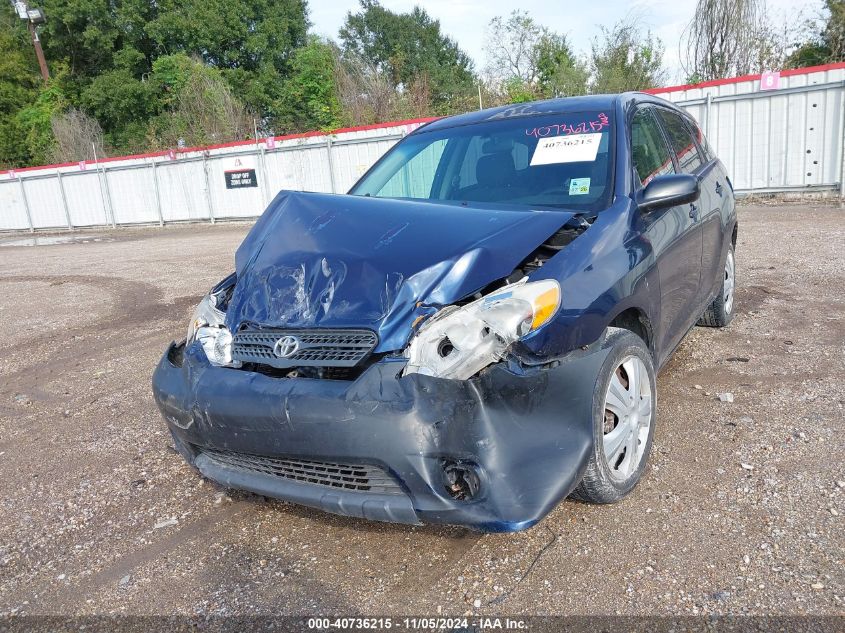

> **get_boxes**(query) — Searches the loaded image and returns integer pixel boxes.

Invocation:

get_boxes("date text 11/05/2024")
[307,617,528,630]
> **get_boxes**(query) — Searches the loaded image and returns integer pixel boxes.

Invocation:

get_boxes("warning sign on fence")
[225,169,258,189]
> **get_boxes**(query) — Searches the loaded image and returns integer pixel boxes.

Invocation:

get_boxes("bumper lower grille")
[232,327,377,369]
[199,447,403,495]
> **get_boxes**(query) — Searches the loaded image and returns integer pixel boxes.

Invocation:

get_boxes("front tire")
[571,328,656,504]
[699,243,736,327]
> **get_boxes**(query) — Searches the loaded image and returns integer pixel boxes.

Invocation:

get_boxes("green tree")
[14,84,66,165]
[80,47,160,150]
[821,0,845,60]
[590,22,666,93]
[787,0,845,67]
[37,0,309,134]
[536,33,589,97]
[482,11,587,104]
[147,54,252,148]
[277,37,343,132]
[483,11,544,83]
[503,77,536,103]
[37,0,308,82]
[146,0,309,127]
[0,8,41,166]
[339,0,475,111]
[38,0,157,76]
[148,0,308,72]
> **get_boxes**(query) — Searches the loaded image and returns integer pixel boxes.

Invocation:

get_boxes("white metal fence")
[648,63,845,195]
[2,64,844,233]
[0,119,428,232]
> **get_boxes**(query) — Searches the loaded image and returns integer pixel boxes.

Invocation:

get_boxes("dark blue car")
[152,93,737,532]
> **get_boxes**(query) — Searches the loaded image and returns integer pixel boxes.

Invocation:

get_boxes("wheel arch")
[608,307,655,358]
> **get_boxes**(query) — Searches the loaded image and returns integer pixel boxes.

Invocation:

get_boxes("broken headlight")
[187,278,239,368]
[404,279,560,380]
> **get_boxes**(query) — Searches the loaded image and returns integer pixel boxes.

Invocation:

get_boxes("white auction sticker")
[530,133,602,166]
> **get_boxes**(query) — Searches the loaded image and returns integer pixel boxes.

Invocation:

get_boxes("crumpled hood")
[227,191,572,352]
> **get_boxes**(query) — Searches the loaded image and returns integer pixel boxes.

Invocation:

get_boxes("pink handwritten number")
[526,113,609,138]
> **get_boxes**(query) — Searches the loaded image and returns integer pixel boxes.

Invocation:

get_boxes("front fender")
[518,199,659,362]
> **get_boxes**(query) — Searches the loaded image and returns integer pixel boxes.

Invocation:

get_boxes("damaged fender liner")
[152,338,612,532]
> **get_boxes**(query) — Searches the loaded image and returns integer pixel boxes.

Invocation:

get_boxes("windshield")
[350,111,614,212]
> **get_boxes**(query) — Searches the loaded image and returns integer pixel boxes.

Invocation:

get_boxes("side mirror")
[636,174,700,212]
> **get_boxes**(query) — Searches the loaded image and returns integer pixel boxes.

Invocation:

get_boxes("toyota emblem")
[273,335,300,358]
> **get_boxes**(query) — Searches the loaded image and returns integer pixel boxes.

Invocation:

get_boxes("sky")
[310,0,821,86]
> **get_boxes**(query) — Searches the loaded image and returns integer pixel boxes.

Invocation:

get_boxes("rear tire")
[699,243,735,328]
[571,328,656,504]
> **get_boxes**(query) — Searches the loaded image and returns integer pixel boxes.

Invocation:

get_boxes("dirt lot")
[0,203,842,618]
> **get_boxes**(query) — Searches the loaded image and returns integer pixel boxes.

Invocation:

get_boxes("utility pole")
[27,20,49,81]
[12,1,49,82]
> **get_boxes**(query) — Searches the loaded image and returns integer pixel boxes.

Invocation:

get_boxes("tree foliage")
[51,107,105,162]
[0,11,41,166]
[590,22,666,93]
[334,52,398,126]
[13,84,66,165]
[339,0,475,111]
[786,0,845,67]
[822,0,845,60]
[482,11,588,103]
[20,0,838,169]
[2,0,310,164]
[682,0,761,80]
[484,11,545,84]
[148,58,253,148]
[680,0,792,81]
[277,37,343,132]
[147,0,308,72]
[536,33,589,97]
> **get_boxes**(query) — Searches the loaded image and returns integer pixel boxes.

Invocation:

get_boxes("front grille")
[232,327,377,369]
[200,447,403,494]
[239,363,370,381]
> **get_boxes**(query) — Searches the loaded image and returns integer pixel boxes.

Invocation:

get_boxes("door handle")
[689,204,698,220]
[715,181,723,196]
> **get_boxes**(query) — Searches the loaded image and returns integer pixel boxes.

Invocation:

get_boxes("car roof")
[415,93,673,134]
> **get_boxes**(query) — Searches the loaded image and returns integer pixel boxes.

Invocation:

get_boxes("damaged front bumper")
[151,340,610,532]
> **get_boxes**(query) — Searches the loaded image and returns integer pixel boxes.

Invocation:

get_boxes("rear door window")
[655,108,704,174]
[630,108,674,187]
[686,116,714,161]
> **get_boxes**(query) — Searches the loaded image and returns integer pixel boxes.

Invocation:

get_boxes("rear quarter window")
[687,117,715,161]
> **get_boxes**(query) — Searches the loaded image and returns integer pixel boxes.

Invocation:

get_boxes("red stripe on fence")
[642,62,845,95]
[3,116,440,177]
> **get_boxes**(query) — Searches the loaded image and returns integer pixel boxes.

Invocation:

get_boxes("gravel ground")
[0,203,842,618]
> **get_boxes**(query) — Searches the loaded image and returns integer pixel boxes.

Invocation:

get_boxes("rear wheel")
[572,328,656,504]
[699,244,736,327]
